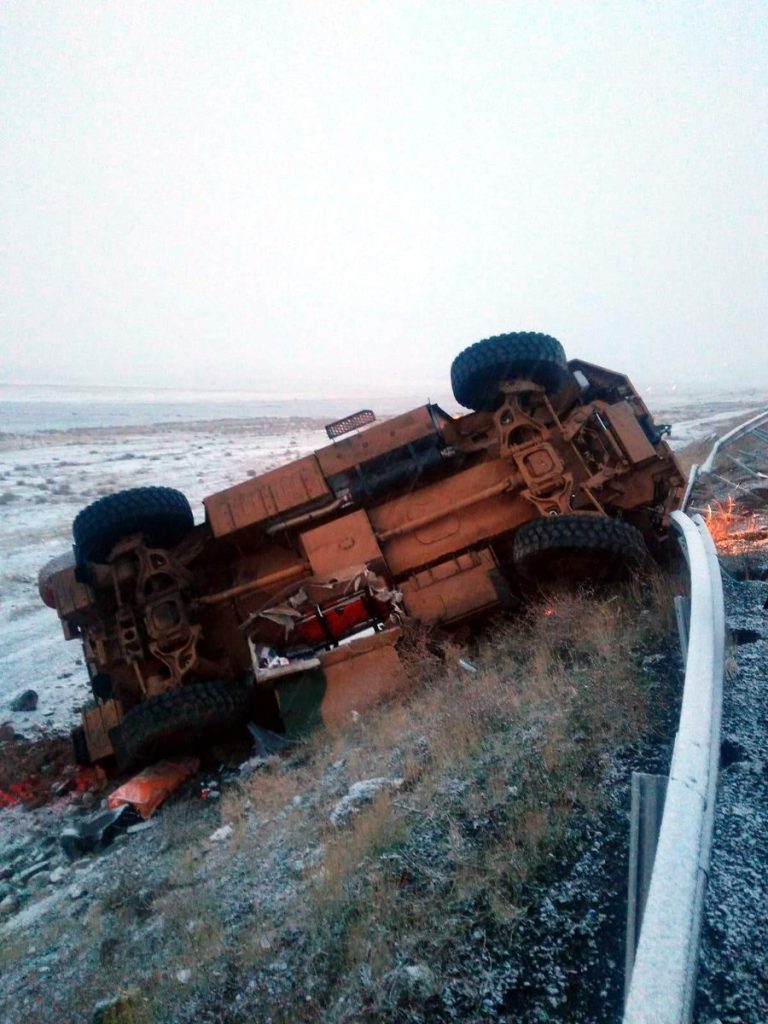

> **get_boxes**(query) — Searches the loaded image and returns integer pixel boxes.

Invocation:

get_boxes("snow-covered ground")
[1,385,765,736]
[0,411,332,734]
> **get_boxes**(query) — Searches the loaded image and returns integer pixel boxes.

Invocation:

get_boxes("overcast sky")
[1,1,766,399]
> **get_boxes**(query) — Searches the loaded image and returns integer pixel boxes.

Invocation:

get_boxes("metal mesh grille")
[325,409,376,439]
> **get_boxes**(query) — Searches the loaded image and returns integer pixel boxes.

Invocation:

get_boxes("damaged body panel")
[39,331,684,766]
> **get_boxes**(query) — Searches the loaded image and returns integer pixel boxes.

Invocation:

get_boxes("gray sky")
[1,1,766,398]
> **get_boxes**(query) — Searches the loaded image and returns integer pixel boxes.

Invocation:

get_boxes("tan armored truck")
[38,332,684,767]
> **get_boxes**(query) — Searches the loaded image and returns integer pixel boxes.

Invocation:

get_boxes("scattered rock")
[92,990,140,1023]
[176,968,191,984]
[0,893,19,916]
[329,777,405,827]
[388,963,438,1003]
[10,690,38,712]
[51,777,75,798]
[49,865,69,884]
[209,824,233,843]
[641,654,665,670]
[126,820,156,835]
[238,756,266,778]
[17,859,51,884]
[68,883,87,900]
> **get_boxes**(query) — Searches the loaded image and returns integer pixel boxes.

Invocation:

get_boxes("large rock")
[387,963,439,1004]
[10,690,38,712]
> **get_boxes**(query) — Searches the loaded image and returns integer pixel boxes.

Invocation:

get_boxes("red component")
[74,765,106,792]
[293,592,392,646]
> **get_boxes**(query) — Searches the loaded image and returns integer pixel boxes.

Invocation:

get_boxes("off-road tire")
[451,332,570,410]
[512,514,648,582]
[73,486,193,563]
[112,680,252,769]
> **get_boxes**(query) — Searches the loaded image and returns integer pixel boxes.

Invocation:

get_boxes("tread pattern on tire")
[512,514,648,578]
[451,331,570,410]
[115,680,251,767]
[73,486,193,563]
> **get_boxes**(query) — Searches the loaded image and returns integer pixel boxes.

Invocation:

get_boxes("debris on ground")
[107,757,200,819]
[60,805,137,860]
[198,778,221,800]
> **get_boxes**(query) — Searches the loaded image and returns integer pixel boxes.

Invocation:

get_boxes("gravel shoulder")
[694,566,768,1024]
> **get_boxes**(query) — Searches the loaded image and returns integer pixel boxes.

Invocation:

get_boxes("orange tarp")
[107,757,199,819]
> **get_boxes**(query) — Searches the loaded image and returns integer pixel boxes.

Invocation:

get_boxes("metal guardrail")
[623,511,725,1024]
[682,407,768,510]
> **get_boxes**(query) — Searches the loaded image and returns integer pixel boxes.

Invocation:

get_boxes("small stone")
[49,866,69,884]
[17,859,51,884]
[68,883,86,900]
[176,968,191,984]
[642,653,665,671]
[209,824,233,842]
[391,963,438,1003]
[10,689,38,712]
[237,756,266,778]
[92,990,140,1023]
[0,893,19,915]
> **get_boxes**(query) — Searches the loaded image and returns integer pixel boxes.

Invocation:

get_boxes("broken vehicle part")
[60,804,136,860]
[107,756,199,818]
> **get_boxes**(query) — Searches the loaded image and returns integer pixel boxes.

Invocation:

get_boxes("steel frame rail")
[623,511,724,1024]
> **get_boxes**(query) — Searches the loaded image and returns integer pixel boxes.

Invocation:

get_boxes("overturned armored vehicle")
[39,332,684,767]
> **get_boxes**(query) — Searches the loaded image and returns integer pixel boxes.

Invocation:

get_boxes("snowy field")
[1,384,766,737]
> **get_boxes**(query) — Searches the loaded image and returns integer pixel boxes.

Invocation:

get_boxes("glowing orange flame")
[0,781,37,808]
[704,495,768,555]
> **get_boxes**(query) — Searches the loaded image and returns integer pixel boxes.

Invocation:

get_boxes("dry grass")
[2,574,678,1024]
[233,572,678,1022]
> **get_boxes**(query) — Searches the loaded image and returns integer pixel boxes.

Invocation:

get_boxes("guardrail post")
[625,772,669,1002]
[674,595,691,662]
